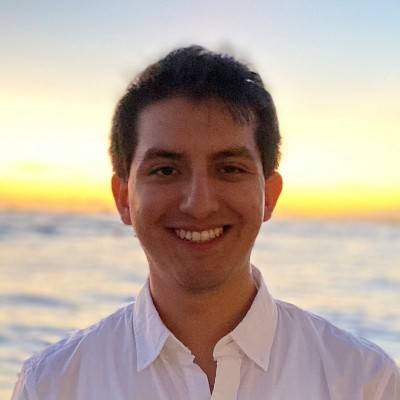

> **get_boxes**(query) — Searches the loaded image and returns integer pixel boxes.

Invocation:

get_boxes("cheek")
[129,187,176,224]
[235,185,265,216]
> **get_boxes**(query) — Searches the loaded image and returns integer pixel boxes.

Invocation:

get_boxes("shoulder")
[31,303,134,363]
[275,300,399,395]
[18,303,136,397]
[275,300,393,363]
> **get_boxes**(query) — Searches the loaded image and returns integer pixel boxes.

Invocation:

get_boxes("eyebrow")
[139,146,257,163]
[140,148,185,162]
[211,147,257,162]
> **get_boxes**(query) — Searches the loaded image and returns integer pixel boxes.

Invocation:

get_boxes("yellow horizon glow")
[1,175,399,220]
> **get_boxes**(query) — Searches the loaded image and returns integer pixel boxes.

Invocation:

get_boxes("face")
[112,97,282,294]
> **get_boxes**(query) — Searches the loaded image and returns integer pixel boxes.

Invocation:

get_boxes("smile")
[174,227,224,242]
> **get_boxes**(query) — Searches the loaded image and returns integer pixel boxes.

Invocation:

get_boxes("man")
[13,46,399,399]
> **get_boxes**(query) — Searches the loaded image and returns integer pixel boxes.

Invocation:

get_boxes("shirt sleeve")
[11,366,31,400]
[378,363,400,400]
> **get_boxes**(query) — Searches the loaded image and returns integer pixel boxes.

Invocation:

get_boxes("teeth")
[174,227,224,242]
[192,232,201,241]
[200,231,209,241]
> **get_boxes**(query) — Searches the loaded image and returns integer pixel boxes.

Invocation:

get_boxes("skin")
[112,96,282,391]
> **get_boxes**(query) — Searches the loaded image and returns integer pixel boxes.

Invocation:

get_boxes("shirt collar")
[228,266,278,372]
[133,267,278,372]
[133,280,171,372]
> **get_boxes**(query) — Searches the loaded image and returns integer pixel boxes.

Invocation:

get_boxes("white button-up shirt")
[12,268,400,400]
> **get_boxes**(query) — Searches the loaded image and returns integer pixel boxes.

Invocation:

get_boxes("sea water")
[1,211,399,398]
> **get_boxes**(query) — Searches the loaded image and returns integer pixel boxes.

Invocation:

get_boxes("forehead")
[135,96,259,154]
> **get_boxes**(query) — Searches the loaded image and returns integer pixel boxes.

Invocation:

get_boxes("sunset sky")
[1,1,399,219]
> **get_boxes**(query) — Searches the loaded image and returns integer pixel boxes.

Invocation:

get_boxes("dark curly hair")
[110,45,281,180]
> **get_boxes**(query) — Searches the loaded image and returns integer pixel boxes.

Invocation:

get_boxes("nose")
[179,172,219,219]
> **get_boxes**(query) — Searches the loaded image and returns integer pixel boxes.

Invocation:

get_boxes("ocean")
[1,211,399,398]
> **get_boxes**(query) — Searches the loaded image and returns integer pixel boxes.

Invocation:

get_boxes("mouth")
[173,226,228,243]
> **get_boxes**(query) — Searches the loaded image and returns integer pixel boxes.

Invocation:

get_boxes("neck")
[149,266,257,353]
[149,266,257,392]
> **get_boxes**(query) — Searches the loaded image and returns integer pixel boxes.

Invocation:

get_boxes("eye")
[149,166,177,177]
[221,165,245,174]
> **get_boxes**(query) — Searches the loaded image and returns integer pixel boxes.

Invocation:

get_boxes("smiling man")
[12,46,399,399]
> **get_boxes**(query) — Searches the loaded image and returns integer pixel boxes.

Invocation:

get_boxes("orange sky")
[2,165,399,220]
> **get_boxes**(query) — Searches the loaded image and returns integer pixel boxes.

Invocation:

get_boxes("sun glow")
[0,170,114,213]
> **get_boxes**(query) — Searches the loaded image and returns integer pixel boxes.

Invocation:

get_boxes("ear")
[263,172,283,222]
[111,174,132,225]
